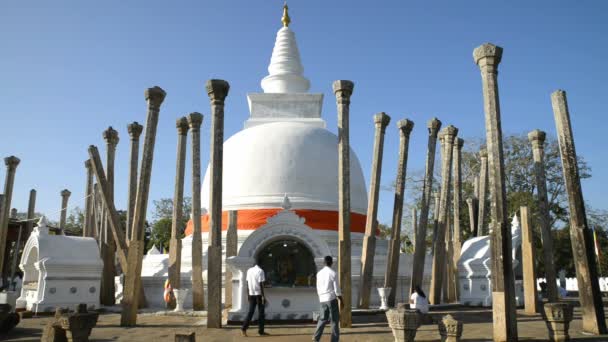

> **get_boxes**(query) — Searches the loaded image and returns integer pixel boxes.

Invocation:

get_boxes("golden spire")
[281,2,291,27]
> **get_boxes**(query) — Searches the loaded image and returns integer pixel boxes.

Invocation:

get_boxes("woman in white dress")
[409,285,429,314]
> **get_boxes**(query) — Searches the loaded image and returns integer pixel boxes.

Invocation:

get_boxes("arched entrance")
[256,239,317,288]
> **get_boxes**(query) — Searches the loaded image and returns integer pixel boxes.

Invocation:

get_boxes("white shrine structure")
[16,217,102,313]
[457,215,524,307]
[137,7,432,319]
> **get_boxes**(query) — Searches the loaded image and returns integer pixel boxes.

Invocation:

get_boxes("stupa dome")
[201,121,368,214]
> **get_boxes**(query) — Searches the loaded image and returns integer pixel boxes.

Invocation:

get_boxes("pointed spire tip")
[282,2,291,27]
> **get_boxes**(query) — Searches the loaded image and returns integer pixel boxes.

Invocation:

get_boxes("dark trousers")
[242,295,265,333]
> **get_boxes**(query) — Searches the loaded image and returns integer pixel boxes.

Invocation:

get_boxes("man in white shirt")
[241,263,269,336]
[313,256,343,342]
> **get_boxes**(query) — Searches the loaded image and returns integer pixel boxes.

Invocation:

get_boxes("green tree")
[148,217,172,251]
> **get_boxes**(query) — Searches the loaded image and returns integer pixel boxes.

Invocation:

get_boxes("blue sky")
[1,1,607,226]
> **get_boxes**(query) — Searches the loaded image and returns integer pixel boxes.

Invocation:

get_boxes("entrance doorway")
[256,239,316,288]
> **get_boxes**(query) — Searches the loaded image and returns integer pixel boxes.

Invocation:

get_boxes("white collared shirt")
[316,266,341,302]
[246,265,265,296]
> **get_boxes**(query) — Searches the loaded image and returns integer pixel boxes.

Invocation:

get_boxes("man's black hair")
[324,255,333,266]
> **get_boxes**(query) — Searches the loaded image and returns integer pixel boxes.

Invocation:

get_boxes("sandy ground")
[2,305,608,341]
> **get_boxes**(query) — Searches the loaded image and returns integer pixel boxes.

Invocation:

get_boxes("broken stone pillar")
[359,112,391,309]
[59,189,71,230]
[83,161,94,238]
[477,148,488,236]
[474,42,518,341]
[225,210,238,309]
[0,156,20,276]
[333,80,354,327]
[528,129,558,302]
[120,86,166,326]
[188,112,205,311]
[101,126,119,306]
[451,138,464,301]
[168,117,189,293]
[466,199,478,238]
[410,118,441,295]
[543,302,573,342]
[126,122,143,244]
[205,79,229,328]
[429,125,457,305]
[385,119,414,308]
[551,89,607,334]
[520,206,539,315]
[386,305,421,342]
[25,189,36,238]
[58,304,99,342]
[438,314,463,342]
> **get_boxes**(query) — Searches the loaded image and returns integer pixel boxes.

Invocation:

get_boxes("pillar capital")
[103,126,120,147]
[176,117,190,135]
[127,121,144,140]
[455,137,464,150]
[473,43,503,72]
[479,148,488,158]
[374,112,391,129]
[84,159,92,169]
[427,118,442,137]
[61,189,71,198]
[332,80,354,101]
[4,156,20,170]
[205,79,230,103]
[187,112,204,131]
[440,125,458,143]
[528,129,546,149]
[144,86,167,107]
[466,198,473,205]
[397,119,414,136]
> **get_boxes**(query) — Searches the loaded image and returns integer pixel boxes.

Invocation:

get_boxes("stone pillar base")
[386,305,421,342]
[438,314,463,342]
[543,302,573,342]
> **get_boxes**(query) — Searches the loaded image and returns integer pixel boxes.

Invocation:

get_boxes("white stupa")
[137,5,432,319]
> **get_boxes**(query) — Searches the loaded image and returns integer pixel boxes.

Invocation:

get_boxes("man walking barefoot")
[241,262,269,336]
[313,256,343,342]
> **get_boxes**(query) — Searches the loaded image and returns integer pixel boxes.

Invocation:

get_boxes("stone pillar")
[411,208,417,248]
[359,112,391,309]
[385,119,414,307]
[476,148,488,236]
[188,112,205,311]
[83,161,94,237]
[225,210,238,309]
[410,118,441,295]
[451,138,464,301]
[467,199,478,237]
[474,43,518,341]
[101,126,119,306]
[333,80,354,327]
[168,117,189,292]
[120,86,166,326]
[0,156,20,276]
[543,302,574,342]
[127,122,143,244]
[205,79,229,328]
[24,190,36,238]
[429,125,457,305]
[551,89,607,334]
[438,314,463,342]
[528,129,558,302]
[59,189,71,230]
[520,206,539,315]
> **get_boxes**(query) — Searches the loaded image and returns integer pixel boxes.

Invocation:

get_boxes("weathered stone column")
[83,161,94,238]
[467,199,478,237]
[205,79,229,328]
[225,210,238,309]
[120,86,166,326]
[59,189,71,230]
[429,126,457,305]
[333,80,354,327]
[410,118,441,295]
[551,89,607,334]
[474,43,518,341]
[451,138,464,301]
[411,208,417,247]
[25,189,36,238]
[0,156,20,275]
[385,119,414,307]
[528,129,558,302]
[477,148,488,236]
[168,117,189,293]
[359,112,391,309]
[101,126,119,306]
[520,206,539,315]
[188,112,205,311]
[127,122,143,244]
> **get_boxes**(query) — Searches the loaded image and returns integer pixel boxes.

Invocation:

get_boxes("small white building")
[16,217,102,313]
